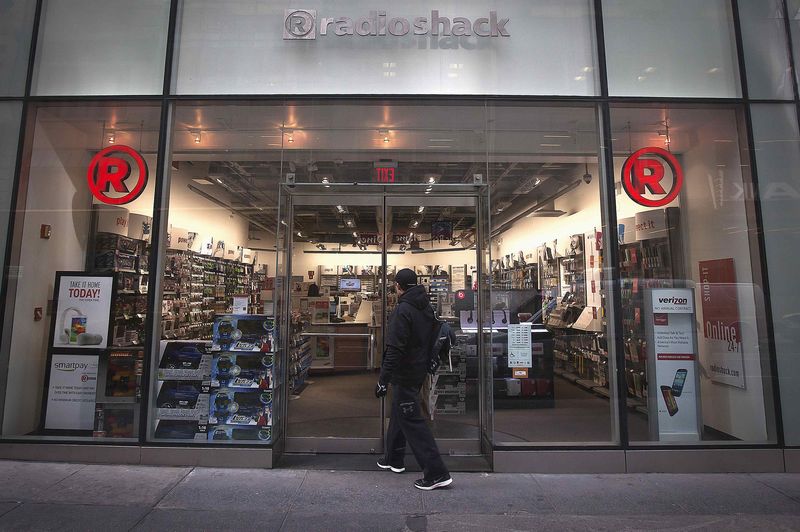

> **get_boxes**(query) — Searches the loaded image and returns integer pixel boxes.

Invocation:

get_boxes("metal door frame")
[280,184,491,457]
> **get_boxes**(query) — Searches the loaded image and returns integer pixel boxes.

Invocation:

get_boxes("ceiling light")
[428,138,454,142]
[281,220,287,226]
[543,134,571,139]
[296,231,303,237]
[336,205,346,213]
[107,131,115,144]
[321,176,330,188]
[540,143,561,148]
[352,232,359,237]
[408,232,414,239]
[215,178,223,184]
[285,129,294,143]
[193,131,201,144]
[417,206,425,213]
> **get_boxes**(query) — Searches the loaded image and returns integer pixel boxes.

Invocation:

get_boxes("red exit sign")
[374,167,395,183]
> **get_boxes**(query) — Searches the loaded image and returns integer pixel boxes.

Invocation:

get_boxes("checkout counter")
[296,296,382,374]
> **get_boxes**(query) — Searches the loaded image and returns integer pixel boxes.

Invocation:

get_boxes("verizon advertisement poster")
[698,259,746,389]
[647,288,700,441]
[52,274,113,349]
[45,354,99,430]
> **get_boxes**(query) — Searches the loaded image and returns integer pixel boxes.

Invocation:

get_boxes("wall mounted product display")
[151,315,276,443]
[618,208,683,416]
[162,249,257,341]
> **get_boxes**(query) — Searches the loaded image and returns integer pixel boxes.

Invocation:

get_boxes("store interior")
[1,102,776,449]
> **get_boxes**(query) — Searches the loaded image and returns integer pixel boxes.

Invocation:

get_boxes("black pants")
[384,384,449,481]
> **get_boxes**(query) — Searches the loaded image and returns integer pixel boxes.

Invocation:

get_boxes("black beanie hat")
[395,268,418,290]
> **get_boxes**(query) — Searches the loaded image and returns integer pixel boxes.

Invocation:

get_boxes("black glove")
[375,382,388,398]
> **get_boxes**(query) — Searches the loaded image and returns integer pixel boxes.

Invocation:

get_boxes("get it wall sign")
[87,145,148,205]
[622,147,684,208]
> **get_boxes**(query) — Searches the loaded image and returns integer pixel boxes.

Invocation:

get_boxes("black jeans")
[384,384,449,481]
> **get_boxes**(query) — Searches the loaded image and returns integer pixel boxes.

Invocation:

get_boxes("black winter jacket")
[380,285,436,387]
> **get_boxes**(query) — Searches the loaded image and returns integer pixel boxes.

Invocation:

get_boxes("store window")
[173,0,598,96]
[788,0,800,92]
[487,104,616,444]
[0,104,161,441]
[602,0,740,98]
[149,103,282,444]
[31,0,171,96]
[737,0,793,100]
[611,105,777,444]
[0,103,23,278]
[0,0,36,96]
[749,104,800,446]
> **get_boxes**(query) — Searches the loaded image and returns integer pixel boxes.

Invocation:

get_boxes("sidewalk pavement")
[0,460,798,531]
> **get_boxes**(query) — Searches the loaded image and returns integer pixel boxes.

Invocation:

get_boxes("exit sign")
[373,167,395,183]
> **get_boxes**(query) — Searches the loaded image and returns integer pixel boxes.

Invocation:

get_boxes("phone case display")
[619,208,683,414]
[161,250,254,341]
[560,235,585,306]
[539,245,560,305]
[93,232,149,347]
[489,321,556,409]
[288,317,312,395]
[491,253,538,291]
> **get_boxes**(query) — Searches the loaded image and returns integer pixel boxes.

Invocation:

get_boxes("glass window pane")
[0,1,36,96]
[174,0,598,96]
[787,0,800,90]
[150,103,284,444]
[750,103,800,446]
[738,0,793,100]
[611,105,776,444]
[488,104,618,444]
[31,0,170,96]
[603,0,741,98]
[1,104,161,442]
[0,102,23,277]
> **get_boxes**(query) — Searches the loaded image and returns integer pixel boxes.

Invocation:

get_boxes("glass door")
[284,193,386,453]
[385,195,483,455]
[283,189,487,457]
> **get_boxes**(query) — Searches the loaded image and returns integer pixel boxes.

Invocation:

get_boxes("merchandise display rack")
[152,314,276,443]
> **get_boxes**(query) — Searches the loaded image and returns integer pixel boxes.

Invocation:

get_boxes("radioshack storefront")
[0,0,798,473]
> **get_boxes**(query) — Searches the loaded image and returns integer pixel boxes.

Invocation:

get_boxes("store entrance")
[281,189,485,457]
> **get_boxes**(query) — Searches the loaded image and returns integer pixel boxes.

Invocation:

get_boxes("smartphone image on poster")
[672,369,688,397]
[661,385,679,417]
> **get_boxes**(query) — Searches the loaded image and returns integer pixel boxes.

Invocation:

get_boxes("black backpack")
[427,317,457,375]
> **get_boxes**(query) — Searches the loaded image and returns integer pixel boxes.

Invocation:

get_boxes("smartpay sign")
[284,9,510,40]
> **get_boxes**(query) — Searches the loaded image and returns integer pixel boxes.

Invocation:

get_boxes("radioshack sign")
[622,147,684,208]
[284,9,510,40]
[87,146,148,205]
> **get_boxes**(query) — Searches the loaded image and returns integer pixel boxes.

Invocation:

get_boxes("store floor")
[288,372,649,443]
[287,372,480,440]
[0,460,797,531]
[494,377,650,443]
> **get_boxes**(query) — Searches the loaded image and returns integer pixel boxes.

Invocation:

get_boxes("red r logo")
[622,147,683,208]
[87,145,148,205]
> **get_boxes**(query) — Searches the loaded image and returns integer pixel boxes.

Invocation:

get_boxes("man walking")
[375,268,452,490]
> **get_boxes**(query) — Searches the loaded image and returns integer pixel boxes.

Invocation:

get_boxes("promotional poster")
[698,258,746,389]
[44,354,99,430]
[52,274,113,349]
[647,288,700,441]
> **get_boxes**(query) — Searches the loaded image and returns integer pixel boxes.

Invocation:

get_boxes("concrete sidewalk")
[0,460,798,531]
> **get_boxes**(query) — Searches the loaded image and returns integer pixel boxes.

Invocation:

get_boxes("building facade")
[0,0,798,472]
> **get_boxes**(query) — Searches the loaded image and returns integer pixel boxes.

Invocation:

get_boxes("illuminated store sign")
[87,145,148,205]
[284,9,510,40]
[622,147,684,208]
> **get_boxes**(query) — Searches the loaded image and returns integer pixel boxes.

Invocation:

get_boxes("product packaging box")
[157,341,213,380]
[211,353,274,389]
[93,404,135,438]
[155,381,210,422]
[208,425,272,443]
[209,389,273,426]
[212,315,276,353]
[153,419,207,440]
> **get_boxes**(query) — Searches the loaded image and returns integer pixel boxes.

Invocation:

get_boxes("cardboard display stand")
[644,288,701,441]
